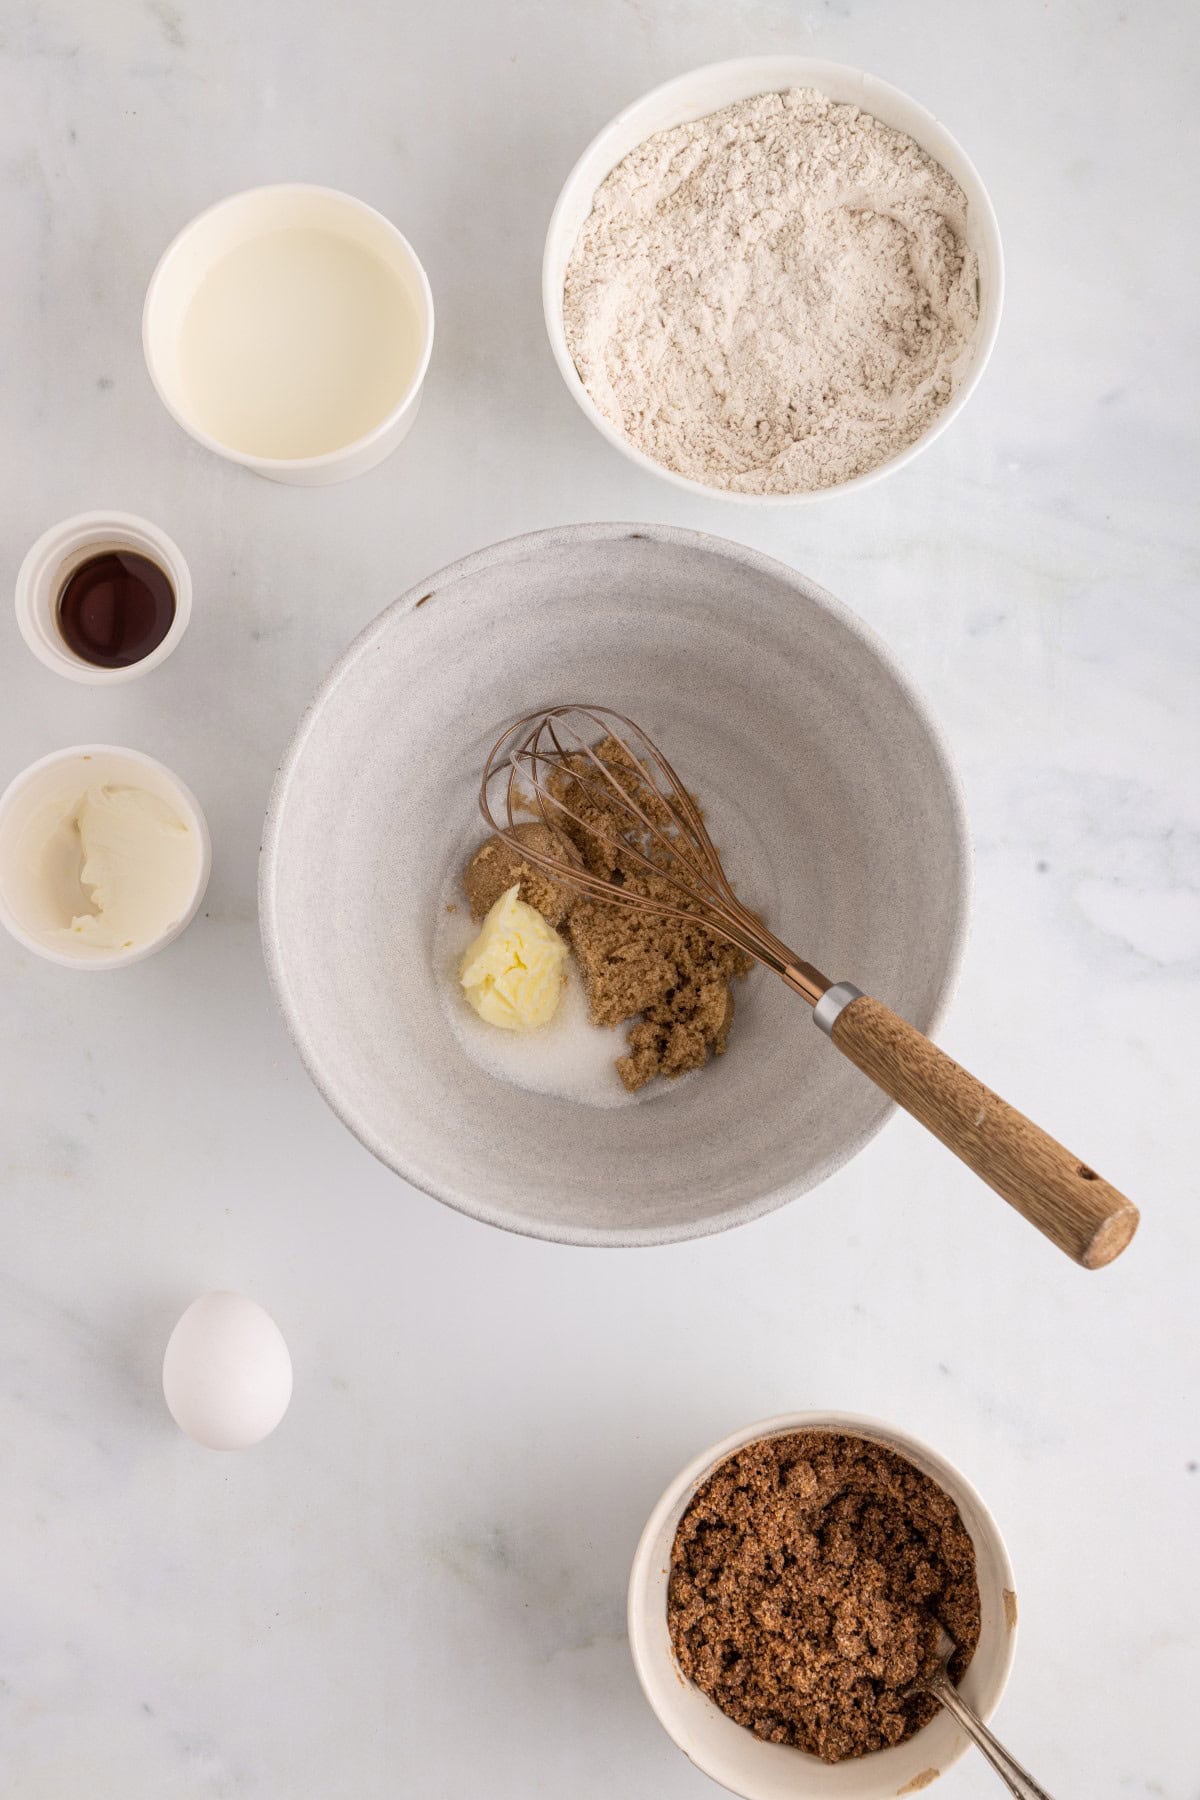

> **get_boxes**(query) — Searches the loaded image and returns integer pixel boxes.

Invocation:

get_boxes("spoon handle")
[812,986,1139,1269]
[923,1664,1056,1799]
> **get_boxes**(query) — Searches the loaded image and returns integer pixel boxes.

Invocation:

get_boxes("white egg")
[162,1291,292,1450]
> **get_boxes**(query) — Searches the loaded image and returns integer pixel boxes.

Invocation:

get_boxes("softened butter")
[460,883,567,1031]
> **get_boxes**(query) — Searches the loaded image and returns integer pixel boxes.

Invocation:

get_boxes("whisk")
[480,705,1139,1269]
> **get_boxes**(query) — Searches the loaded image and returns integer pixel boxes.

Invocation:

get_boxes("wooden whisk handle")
[815,987,1139,1268]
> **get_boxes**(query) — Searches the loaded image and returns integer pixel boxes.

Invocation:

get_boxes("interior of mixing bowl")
[261,524,967,1244]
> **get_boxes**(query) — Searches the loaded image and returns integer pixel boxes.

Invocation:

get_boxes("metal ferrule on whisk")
[479,705,1142,1271]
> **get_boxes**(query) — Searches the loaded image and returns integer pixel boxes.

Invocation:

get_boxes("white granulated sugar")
[563,88,980,494]
[435,881,683,1110]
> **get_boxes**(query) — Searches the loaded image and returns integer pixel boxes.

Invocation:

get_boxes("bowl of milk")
[143,184,434,485]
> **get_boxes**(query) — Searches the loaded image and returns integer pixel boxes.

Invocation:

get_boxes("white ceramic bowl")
[544,58,1004,503]
[144,184,435,486]
[629,1413,1018,1799]
[0,746,211,970]
[260,523,968,1244]
[15,511,191,684]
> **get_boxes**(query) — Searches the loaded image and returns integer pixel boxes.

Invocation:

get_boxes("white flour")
[563,88,980,494]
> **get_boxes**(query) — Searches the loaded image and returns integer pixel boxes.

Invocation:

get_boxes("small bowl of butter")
[0,745,210,969]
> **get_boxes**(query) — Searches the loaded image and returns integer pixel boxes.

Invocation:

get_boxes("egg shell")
[162,1291,293,1450]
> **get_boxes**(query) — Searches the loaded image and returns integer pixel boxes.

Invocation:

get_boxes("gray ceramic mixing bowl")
[260,523,968,1244]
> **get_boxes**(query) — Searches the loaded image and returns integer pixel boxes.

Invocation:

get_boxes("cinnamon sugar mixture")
[463,736,751,1091]
[667,1431,981,1763]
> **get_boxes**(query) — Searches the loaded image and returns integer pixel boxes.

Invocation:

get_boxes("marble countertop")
[2,1,1196,1794]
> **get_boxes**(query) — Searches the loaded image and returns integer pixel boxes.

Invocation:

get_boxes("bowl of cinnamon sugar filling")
[628,1413,1017,1798]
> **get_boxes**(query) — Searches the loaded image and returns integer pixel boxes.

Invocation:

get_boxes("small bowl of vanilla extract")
[15,510,191,684]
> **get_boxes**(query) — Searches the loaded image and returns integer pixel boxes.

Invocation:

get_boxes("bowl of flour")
[544,59,1003,501]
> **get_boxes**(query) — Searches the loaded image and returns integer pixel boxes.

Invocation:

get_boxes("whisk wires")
[479,705,828,1002]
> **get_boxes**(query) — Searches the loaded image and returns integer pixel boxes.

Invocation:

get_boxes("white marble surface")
[1,0,1196,1793]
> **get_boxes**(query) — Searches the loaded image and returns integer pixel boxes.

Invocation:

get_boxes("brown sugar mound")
[667,1431,981,1764]
[463,822,576,928]
[548,736,751,1089]
[567,895,740,1087]
[462,736,751,1091]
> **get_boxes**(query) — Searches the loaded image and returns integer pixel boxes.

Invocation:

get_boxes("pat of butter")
[460,884,567,1031]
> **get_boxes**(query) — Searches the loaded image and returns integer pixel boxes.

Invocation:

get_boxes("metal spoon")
[918,1632,1056,1799]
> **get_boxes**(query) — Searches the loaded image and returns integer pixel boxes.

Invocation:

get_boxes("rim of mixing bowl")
[259,522,971,1244]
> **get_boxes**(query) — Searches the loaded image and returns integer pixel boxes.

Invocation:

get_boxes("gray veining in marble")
[1,1,1197,1795]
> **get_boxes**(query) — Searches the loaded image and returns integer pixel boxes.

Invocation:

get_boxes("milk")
[177,227,422,459]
